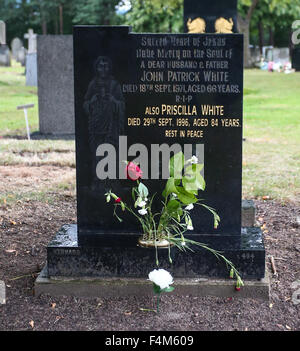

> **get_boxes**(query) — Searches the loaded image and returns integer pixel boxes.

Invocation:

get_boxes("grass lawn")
[243,69,300,204]
[0,61,38,136]
[0,65,299,204]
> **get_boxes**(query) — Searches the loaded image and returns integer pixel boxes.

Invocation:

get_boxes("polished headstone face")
[184,0,238,34]
[73,26,243,243]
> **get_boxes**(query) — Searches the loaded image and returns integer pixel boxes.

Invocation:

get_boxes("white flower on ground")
[185,204,194,211]
[138,208,147,215]
[187,225,194,230]
[148,269,174,290]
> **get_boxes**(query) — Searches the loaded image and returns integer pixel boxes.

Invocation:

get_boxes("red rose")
[125,162,143,181]
[115,197,121,203]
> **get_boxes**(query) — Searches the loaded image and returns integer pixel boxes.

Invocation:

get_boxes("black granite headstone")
[45,26,265,280]
[292,47,300,71]
[74,26,243,245]
[184,0,238,34]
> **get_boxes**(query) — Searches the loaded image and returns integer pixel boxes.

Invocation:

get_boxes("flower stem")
[156,293,160,313]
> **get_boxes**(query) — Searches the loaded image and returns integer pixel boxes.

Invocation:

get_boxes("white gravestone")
[11,37,23,60]
[24,29,37,53]
[24,29,37,86]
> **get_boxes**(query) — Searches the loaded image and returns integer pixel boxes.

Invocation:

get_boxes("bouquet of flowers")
[105,151,244,290]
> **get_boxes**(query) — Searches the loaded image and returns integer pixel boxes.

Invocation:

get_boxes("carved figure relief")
[83,56,125,152]
[215,17,234,33]
[187,17,206,33]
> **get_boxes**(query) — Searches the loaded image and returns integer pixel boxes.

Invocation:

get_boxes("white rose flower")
[138,208,147,215]
[185,204,194,211]
[148,269,174,290]
[187,225,194,230]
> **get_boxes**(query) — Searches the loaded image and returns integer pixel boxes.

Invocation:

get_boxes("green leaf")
[164,177,179,196]
[182,176,198,195]
[169,151,184,179]
[176,187,198,205]
[138,182,149,198]
[162,286,175,293]
[167,199,181,211]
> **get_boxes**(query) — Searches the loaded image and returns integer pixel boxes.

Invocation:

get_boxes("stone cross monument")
[24,29,37,53]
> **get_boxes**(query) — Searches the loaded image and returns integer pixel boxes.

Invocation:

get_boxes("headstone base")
[241,199,256,227]
[45,224,265,280]
[34,265,269,300]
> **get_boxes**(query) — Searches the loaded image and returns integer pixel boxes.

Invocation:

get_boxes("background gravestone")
[43,26,265,280]
[25,52,37,86]
[0,20,6,45]
[24,28,37,53]
[266,47,290,64]
[0,20,11,67]
[272,48,290,64]
[184,0,238,34]
[250,46,261,65]
[37,35,74,135]
[24,29,37,86]
[11,37,23,60]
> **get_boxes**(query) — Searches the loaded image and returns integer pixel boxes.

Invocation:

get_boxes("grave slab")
[35,265,269,301]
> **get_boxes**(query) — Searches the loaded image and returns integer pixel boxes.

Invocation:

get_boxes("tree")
[237,0,260,68]
[123,0,183,33]
[72,0,121,25]
[239,0,300,66]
